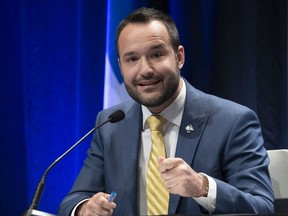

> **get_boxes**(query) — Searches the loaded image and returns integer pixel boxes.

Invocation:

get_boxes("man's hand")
[76,192,116,216]
[158,156,208,198]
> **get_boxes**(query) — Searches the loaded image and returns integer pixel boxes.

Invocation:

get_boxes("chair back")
[267,149,288,199]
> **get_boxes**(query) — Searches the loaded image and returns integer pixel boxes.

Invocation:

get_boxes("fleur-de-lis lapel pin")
[185,124,194,134]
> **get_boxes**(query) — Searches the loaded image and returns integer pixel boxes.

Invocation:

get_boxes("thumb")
[158,156,165,165]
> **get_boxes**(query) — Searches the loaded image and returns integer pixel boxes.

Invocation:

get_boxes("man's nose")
[139,57,154,76]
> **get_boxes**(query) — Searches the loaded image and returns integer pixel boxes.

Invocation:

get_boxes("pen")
[108,191,117,202]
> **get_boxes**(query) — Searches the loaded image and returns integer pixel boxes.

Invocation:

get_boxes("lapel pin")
[185,124,194,133]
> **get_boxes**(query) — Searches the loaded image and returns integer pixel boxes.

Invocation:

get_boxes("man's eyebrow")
[150,43,166,50]
[123,51,135,58]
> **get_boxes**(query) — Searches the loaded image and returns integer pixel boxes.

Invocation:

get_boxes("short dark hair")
[116,7,180,56]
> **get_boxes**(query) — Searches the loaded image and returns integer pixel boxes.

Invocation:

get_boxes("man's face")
[118,20,185,113]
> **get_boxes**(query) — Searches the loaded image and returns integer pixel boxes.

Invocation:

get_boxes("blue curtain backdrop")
[0,0,287,215]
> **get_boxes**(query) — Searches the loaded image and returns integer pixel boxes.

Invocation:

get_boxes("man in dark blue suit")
[59,7,274,216]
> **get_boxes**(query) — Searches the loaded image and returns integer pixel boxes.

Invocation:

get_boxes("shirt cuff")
[193,173,216,213]
[70,199,90,216]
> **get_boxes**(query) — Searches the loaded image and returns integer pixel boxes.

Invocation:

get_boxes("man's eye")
[127,57,138,62]
[151,53,163,59]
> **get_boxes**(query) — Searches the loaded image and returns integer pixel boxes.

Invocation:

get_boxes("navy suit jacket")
[59,80,274,215]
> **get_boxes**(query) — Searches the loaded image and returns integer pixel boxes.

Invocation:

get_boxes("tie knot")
[147,115,166,131]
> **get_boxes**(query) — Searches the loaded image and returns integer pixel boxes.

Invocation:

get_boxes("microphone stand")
[23,120,110,216]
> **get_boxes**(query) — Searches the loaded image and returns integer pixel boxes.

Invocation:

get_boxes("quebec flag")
[104,0,144,108]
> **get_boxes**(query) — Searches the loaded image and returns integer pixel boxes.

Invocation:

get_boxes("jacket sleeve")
[212,109,274,214]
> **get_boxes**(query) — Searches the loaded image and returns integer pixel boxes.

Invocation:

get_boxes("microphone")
[23,110,125,216]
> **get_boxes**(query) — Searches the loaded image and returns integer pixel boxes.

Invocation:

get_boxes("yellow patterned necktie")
[146,115,169,215]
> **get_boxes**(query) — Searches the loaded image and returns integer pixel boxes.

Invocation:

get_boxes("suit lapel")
[176,114,209,166]
[169,80,210,214]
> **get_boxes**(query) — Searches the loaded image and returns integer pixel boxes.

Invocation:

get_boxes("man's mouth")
[138,79,161,86]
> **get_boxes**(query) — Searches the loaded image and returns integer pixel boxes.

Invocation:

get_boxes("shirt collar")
[142,78,186,129]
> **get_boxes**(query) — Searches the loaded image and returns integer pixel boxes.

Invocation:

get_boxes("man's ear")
[177,45,185,69]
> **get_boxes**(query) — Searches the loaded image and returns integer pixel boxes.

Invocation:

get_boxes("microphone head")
[108,110,125,123]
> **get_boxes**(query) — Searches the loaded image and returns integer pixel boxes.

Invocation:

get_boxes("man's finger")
[158,157,182,172]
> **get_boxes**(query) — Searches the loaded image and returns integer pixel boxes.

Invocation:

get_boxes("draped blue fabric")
[1,0,108,214]
[0,0,287,215]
